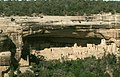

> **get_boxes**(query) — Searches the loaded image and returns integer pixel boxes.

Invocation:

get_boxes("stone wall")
[33,39,119,60]
[0,66,9,77]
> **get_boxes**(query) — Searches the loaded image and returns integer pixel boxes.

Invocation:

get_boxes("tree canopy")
[0,0,119,16]
[17,54,120,77]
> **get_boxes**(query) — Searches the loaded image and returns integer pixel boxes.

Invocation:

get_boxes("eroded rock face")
[0,33,16,66]
[0,34,11,51]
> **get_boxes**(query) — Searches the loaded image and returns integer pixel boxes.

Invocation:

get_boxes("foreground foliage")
[18,54,120,77]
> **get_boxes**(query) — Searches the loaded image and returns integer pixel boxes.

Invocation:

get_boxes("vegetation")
[17,54,120,77]
[17,70,35,77]
[0,0,119,16]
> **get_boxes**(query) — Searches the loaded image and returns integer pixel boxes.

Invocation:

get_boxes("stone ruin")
[32,39,120,60]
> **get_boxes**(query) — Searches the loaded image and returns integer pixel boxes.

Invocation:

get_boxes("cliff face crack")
[0,34,19,75]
